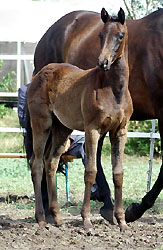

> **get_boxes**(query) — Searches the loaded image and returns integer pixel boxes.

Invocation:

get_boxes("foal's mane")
[110,16,121,22]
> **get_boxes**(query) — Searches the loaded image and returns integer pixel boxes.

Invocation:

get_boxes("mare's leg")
[81,129,100,229]
[44,121,72,226]
[96,133,114,223]
[110,128,127,231]
[125,119,163,222]
[30,112,52,226]
[125,165,163,222]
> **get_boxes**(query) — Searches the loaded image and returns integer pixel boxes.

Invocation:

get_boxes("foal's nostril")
[104,59,108,65]
[98,57,108,68]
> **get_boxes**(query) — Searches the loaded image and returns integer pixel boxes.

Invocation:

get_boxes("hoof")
[83,218,93,230]
[100,207,115,224]
[54,215,63,227]
[125,203,142,223]
[120,222,128,232]
[38,220,47,227]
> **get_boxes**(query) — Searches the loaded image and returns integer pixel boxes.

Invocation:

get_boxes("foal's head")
[98,8,127,71]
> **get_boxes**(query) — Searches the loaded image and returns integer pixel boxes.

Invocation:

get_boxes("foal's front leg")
[81,129,100,229]
[110,127,128,231]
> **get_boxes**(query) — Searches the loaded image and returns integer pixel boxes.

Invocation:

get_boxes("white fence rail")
[0,120,160,191]
[0,126,160,138]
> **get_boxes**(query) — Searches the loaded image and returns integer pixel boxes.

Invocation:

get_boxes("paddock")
[0,2,163,249]
[0,122,163,249]
[0,154,163,249]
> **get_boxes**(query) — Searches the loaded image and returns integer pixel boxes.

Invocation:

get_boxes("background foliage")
[126,120,161,156]
[0,60,16,92]
[122,0,162,19]
[0,60,16,118]
[102,120,161,157]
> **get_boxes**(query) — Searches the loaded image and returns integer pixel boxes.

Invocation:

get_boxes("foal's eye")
[118,32,124,40]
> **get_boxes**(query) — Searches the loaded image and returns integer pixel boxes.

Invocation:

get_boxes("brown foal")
[27,8,133,231]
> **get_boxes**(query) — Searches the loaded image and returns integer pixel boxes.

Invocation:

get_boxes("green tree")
[125,120,161,156]
[123,0,162,19]
[0,60,16,118]
[0,60,16,92]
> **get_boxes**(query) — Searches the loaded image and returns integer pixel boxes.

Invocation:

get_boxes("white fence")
[0,41,34,95]
[0,120,160,192]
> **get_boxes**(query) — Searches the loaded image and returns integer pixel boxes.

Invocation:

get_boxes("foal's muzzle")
[98,57,110,71]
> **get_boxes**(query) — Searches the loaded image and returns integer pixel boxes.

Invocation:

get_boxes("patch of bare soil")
[0,199,163,250]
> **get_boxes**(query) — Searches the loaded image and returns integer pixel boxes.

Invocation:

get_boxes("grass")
[0,109,25,153]
[0,154,162,216]
[0,108,162,215]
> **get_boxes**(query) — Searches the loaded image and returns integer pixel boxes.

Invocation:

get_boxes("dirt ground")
[0,198,163,250]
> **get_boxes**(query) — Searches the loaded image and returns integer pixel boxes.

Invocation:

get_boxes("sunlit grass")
[0,146,162,214]
[0,158,33,196]
[0,108,25,153]
[0,108,19,127]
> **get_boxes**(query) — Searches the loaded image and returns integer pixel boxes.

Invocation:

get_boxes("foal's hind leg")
[30,112,52,226]
[44,121,72,226]
[110,128,128,231]
[81,129,100,229]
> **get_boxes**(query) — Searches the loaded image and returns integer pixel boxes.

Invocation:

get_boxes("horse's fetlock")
[114,209,125,222]
[84,175,96,185]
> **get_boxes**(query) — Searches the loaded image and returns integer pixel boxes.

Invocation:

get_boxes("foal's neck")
[91,55,128,105]
[95,57,127,88]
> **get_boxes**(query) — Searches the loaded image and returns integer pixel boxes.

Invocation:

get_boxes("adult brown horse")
[31,8,163,223]
[27,8,133,230]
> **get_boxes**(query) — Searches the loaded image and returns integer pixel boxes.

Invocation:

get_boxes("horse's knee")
[84,169,97,184]
[31,159,44,181]
[113,172,123,187]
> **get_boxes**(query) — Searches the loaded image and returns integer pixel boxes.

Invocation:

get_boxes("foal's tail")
[24,103,33,163]
[24,102,53,164]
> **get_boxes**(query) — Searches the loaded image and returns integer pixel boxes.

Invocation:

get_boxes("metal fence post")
[147,119,156,192]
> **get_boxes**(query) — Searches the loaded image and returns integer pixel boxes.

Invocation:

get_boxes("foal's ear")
[118,7,125,25]
[101,8,110,23]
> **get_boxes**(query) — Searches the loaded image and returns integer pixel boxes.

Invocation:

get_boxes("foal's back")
[29,63,91,130]
[30,61,131,134]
